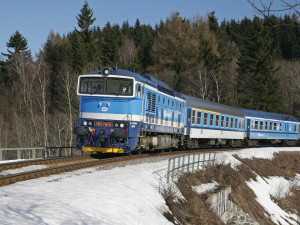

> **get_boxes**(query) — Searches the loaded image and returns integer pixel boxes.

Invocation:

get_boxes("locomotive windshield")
[79,77,133,96]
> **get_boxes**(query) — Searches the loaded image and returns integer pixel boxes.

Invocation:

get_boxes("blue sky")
[0,0,287,56]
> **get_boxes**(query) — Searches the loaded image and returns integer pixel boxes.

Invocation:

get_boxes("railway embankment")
[163,150,300,225]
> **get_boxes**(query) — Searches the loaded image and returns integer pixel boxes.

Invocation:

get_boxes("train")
[74,67,300,154]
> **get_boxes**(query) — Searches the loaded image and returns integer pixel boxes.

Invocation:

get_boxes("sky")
[0,0,297,57]
[0,147,299,224]
[0,0,265,57]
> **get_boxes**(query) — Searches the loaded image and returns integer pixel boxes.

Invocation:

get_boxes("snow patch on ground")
[247,175,299,225]
[192,181,219,194]
[0,165,49,176]
[0,160,173,225]
[0,159,27,164]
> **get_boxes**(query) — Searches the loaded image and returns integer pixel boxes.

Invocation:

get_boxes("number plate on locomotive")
[94,121,113,127]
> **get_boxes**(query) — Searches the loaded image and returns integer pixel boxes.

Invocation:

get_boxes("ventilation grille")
[157,85,175,97]
[147,92,156,113]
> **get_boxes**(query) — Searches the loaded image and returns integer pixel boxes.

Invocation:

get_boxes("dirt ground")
[163,151,300,225]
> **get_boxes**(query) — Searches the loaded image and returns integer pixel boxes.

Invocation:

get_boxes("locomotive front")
[74,68,139,153]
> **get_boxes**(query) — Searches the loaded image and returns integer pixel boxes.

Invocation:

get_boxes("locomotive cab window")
[79,77,133,96]
[80,77,105,94]
[107,78,133,95]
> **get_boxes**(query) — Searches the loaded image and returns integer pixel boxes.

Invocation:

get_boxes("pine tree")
[76,1,96,43]
[69,31,87,73]
[2,30,31,60]
[76,1,96,62]
[1,30,31,88]
[101,22,119,66]
[135,24,155,72]
[237,17,283,113]
[44,31,73,113]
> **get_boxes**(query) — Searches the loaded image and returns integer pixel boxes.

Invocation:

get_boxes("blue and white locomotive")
[74,67,185,153]
[74,67,300,153]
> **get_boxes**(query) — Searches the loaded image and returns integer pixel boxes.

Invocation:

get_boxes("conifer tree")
[2,30,31,60]
[237,17,283,113]
[76,1,96,62]
[1,30,31,88]
[76,1,96,43]
[69,31,87,73]
[44,31,72,113]
[101,22,119,66]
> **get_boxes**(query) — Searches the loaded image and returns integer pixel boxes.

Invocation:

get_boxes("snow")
[247,175,299,225]
[192,181,219,194]
[0,147,299,225]
[0,160,172,225]
[0,159,28,164]
[0,165,49,176]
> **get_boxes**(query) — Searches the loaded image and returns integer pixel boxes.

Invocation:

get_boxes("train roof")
[89,68,184,100]
[182,94,245,117]
[240,108,300,122]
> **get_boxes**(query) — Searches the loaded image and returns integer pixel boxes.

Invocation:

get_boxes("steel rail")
[0,155,91,172]
[0,148,242,187]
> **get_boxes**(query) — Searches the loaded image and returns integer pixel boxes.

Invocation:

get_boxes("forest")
[0,2,299,148]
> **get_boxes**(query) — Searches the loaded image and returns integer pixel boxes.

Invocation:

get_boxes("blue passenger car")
[183,95,245,147]
[74,67,185,153]
[240,109,300,145]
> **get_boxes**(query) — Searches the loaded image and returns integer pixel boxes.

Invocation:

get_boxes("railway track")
[0,148,241,187]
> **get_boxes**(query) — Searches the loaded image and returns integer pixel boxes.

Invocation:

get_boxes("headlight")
[120,123,124,128]
[114,123,119,127]
[103,68,110,75]
[83,121,87,126]
[88,121,93,126]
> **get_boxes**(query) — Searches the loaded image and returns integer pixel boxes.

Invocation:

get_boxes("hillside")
[164,149,300,225]
[0,147,299,224]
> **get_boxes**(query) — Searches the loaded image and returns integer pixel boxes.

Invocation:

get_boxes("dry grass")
[163,151,300,225]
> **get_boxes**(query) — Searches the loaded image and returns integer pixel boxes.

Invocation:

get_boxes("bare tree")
[119,37,137,66]
[7,53,42,146]
[276,60,300,115]
[60,62,78,146]
[246,0,300,17]
[33,54,50,147]
[211,72,222,103]
[192,68,211,100]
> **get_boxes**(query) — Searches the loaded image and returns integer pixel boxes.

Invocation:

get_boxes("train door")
[140,85,146,122]
[246,119,251,138]
[186,108,192,135]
